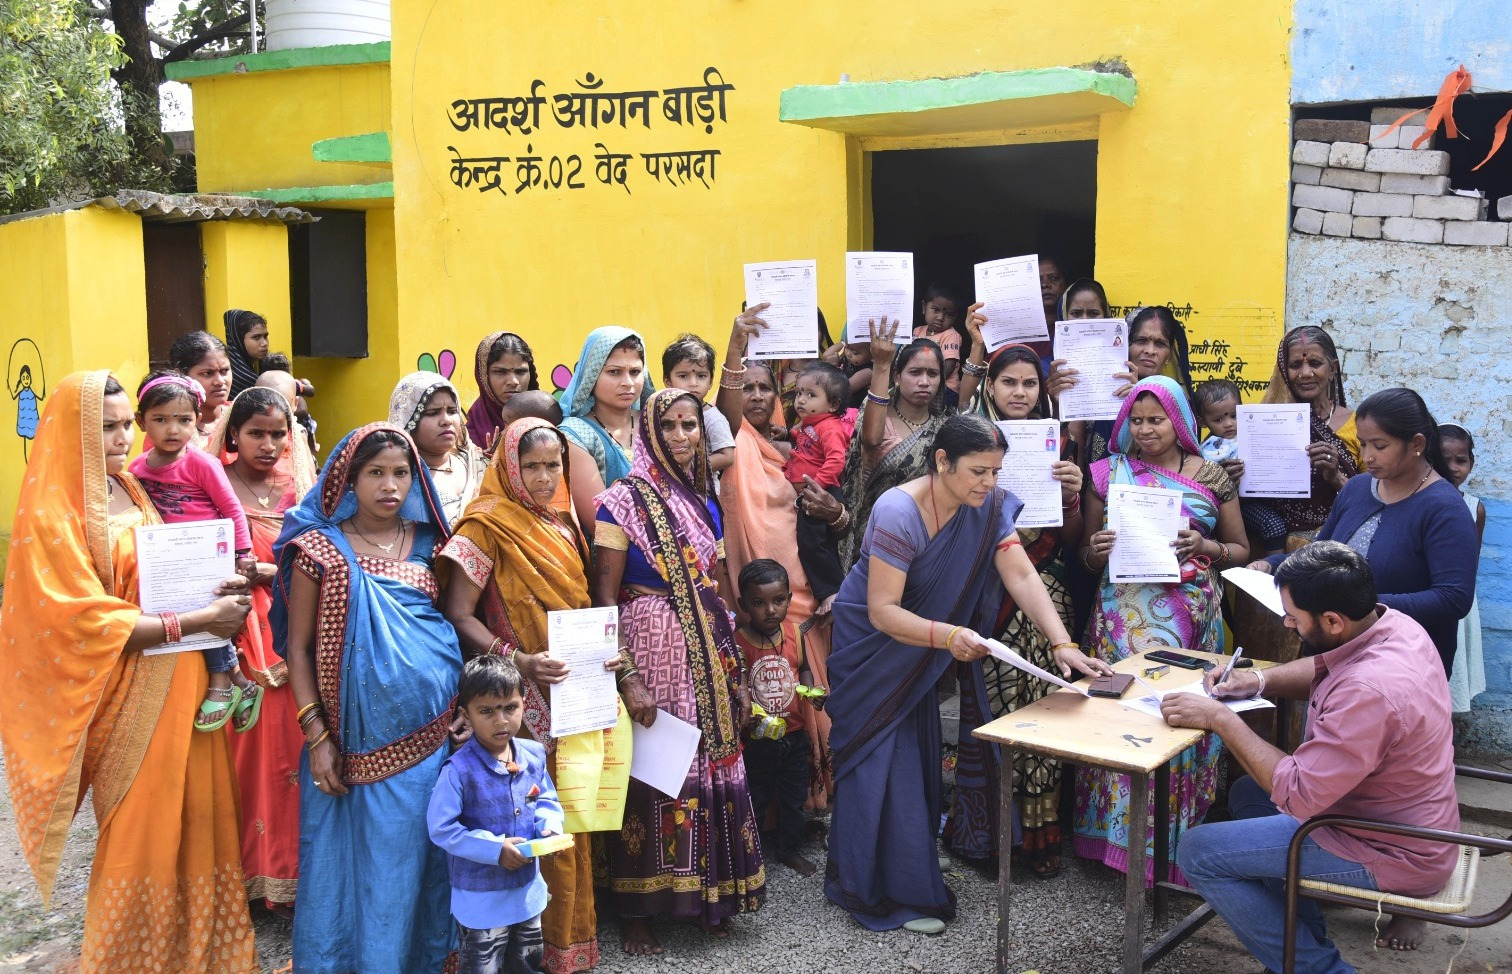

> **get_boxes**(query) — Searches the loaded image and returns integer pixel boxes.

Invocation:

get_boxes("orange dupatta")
[0,371,172,904]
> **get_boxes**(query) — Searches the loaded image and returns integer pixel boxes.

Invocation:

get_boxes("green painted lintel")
[238,182,394,205]
[313,132,391,165]
[166,42,390,82]
[780,67,1136,136]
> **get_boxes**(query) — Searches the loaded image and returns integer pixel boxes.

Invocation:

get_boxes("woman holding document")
[591,389,765,954]
[0,371,257,973]
[438,416,618,973]
[1073,375,1248,885]
[824,415,1108,933]
[272,424,462,974]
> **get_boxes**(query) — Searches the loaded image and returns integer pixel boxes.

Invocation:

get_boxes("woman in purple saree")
[823,415,1110,933]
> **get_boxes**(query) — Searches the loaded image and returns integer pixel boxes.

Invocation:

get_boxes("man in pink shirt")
[1161,541,1458,974]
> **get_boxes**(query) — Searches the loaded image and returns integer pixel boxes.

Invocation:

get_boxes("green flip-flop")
[232,684,264,734]
[196,685,242,733]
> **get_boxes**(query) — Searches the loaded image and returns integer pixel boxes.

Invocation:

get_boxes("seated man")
[1161,541,1458,974]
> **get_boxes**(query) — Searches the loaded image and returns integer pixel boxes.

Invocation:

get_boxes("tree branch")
[162,12,250,63]
[80,4,176,55]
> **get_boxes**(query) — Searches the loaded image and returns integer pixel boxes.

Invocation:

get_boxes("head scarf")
[1110,375,1203,456]
[973,343,1051,422]
[559,325,655,420]
[222,309,265,398]
[388,371,461,434]
[1124,306,1194,393]
[627,388,717,524]
[466,331,540,448]
[204,386,318,504]
[1263,324,1349,409]
[1057,278,1111,320]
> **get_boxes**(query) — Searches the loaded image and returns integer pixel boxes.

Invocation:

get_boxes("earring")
[1415,451,1421,457]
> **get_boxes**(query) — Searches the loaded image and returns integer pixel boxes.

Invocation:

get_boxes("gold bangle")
[307,728,331,751]
[295,701,321,723]
[945,625,963,651]
[1050,642,1079,652]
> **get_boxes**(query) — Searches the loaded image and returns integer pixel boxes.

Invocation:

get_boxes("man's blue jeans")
[1178,775,1378,974]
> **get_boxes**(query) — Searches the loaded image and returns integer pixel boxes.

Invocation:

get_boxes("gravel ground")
[2,756,1508,974]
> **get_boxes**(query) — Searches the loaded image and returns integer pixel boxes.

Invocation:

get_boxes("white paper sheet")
[844,252,914,345]
[744,260,819,359]
[1121,676,1276,721]
[973,255,1048,349]
[985,638,1087,695]
[547,606,623,738]
[136,519,236,655]
[1052,318,1130,422]
[1107,484,1184,584]
[1237,403,1311,498]
[995,420,1063,528]
[629,709,702,798]
[1222,566,1286,616]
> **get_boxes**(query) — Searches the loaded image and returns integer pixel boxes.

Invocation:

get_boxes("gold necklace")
[230,463,273,508]
[351,518,405,555]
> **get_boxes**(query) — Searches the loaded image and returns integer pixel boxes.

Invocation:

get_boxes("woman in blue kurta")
[824,414,1109,933]
[272,423,464,974]
[559,325,654,532]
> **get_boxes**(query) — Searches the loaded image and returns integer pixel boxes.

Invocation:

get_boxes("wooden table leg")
[1123,771,1150,974]
[1153,758,1171,922]
[997,747,1015,974]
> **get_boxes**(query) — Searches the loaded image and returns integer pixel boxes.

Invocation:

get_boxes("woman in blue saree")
[559,325,654,533]
[824,415,1109,933]
[1072,376,1249,885]
[273,424,464,974]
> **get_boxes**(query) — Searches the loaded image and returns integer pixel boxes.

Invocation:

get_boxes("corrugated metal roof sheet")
[0,190,317,226]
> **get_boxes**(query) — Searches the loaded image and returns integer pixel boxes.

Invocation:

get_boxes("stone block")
[1381,216,1445,244]
[1364,148,1452,175]
[1292,140,1331,167]
[1292,207,1325,234]
[1498,194,1512,220]
[1413,194,1484,221]
[1291,164,1323,185]
[1351,216,1383,239]
[1320,168,1380,192]
[1368,124,1399,148]
[1380,173,1451,196]
[1292,183,1354,214]
[1321,211,1352,236]
[1370,106,1417,124]
[1328,141,1368,170]
[1397,125,1432,148]
[1444,221,1510,246]
[1295,118,1371,144]
[1352,192,1413,217]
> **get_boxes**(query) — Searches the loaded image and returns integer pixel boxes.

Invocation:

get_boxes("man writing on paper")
[1161,542,1457,974]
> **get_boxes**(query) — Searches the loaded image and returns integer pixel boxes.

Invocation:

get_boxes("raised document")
[1106,484,1184,584]
[1053,318,1130,422]
[547,606,623,738]
[995,420,1063,528]
[973,255,1048,349]
[1236,404,1311,498]
[136,518,236,656]
[844,252,914,345]
[744,260,819,359]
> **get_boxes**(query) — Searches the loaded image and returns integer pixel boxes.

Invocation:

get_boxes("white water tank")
[264,0,390,51]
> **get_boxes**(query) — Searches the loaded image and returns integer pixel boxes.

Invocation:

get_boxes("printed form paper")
[744,260,819,359]
[1237,404,1311,498]
[973,255,1048,350]
[1107,484,1185,584]
[1053,318,1130,422]
[547,606,623,738]
[995,420,1063,528]
[985,639,1087,695]
[1121,677,1276,721]
[844,252,914,345]
[137,519,236,656]
[629,709,702,798]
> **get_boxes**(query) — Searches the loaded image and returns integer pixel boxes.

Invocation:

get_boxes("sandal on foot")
[196,686,241,733]
[903,917,946,935]
[233,683,264,733]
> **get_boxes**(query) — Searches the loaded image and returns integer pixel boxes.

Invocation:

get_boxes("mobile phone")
[1144,650,1208,670]
[1087,673,1136,699]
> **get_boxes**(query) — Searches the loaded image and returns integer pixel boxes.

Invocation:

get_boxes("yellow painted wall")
[189,62,391,193]
[202,220,293,357]
[386,0,1293,409]
[0,207,148,557]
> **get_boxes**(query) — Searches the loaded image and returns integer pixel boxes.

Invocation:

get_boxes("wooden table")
[973,650,1278,974]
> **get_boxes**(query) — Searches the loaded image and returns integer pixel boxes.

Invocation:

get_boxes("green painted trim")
[166,42,390,81]
[313,132,391,164]
[238,182,394,203]
[780,67,1136,124]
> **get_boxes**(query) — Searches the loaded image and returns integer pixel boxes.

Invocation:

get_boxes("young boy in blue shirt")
[427,655,563,974]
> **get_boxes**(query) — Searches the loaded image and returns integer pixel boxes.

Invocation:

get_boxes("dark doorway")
[143,223,207,368]
[871,141,1098,319]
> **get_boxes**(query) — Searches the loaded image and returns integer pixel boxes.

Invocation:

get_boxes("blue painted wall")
[1293,0,1512,104]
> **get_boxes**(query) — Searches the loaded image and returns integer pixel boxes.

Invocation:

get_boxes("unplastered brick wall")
[1290,109,1511,246]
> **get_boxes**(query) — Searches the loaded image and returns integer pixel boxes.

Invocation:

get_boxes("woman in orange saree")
[207,386,317,913]
[0,370,256,973]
